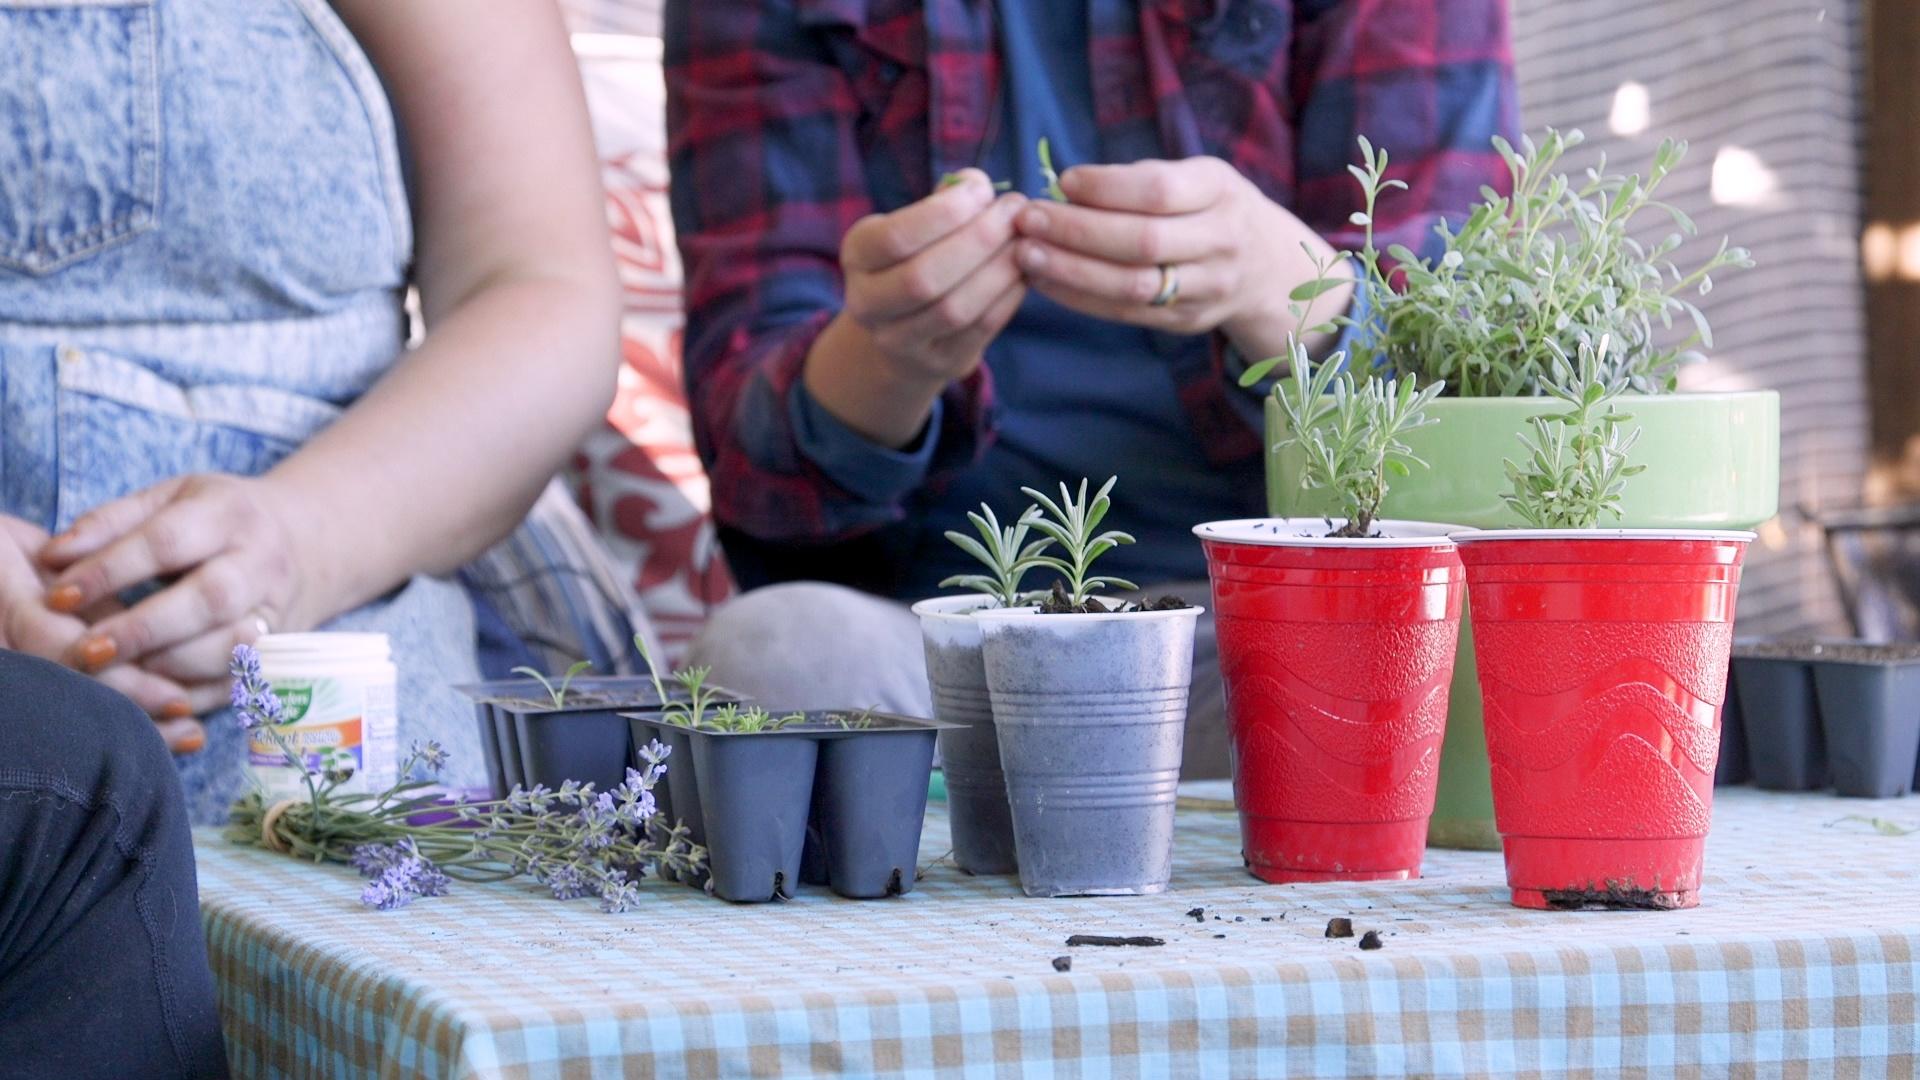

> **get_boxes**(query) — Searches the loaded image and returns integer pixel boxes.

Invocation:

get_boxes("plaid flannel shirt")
[668,0,1517,545]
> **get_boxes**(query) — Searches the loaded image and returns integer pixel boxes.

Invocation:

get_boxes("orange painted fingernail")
[160,700,194,720]
[170,728,207,755]
[46,583,84,613]
[77,635,117,672]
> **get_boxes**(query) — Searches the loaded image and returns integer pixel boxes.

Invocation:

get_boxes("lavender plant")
[1023,476,1137,607]
[1318,130,1752,397]
[939,502,1055,607]
[633,633,803,733]
[1501,335,1649,528]
[511,659,592,709]
[224,645,701,912]
[1262,341,1443,538]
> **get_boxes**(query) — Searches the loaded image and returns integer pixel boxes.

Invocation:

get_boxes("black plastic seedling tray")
[1806,643,1920,798]
[1733,641,1920,798]
[1731,646,1828,791]
[1714,664,1751,786]
[454,676,741,798]
[626,711,950,903]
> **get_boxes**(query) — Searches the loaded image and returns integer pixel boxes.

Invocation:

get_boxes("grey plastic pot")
[1731,650,1827,791]
[976,604,1201,898]
[913,594,1019,876]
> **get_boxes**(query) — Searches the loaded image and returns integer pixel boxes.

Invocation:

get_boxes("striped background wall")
[1511,0,1869,635]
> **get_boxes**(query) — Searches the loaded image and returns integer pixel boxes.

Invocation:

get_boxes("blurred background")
[554,0,1919,656]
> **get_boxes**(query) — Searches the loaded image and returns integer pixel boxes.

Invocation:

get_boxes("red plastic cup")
[1454,529,1752,910]
[1195,519,1466,882]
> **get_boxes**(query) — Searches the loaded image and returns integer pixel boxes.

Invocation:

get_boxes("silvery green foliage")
[1502,336,1650,528]
[1022,477,1137,606]
[1335,129,1752,397]
[940,503,1055,607]
[1268,342,1443,538]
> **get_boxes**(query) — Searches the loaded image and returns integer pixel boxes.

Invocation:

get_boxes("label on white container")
[247,633,399,801]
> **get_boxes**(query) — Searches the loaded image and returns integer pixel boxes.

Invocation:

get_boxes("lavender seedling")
[940,502,1055,607]
[1263,342,1443,539]
[701,703,808,734]
[1501,335,1648,528]
[511,659,592,709]
[1037,137,1067,202]
[1023,476,1136,607]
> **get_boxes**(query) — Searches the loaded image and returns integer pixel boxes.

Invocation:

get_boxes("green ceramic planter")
[1266,391,1781,849]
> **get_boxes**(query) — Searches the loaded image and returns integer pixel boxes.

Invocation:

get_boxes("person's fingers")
[848,194,1027,324]
[154,716,208,755]
[1026,276,1223,335]
[74,554,266,670]
[1016,240,1232,309]
[934,277,1028,359]
[869,242,1025,353]
[46,495,233,615]
[93,663,196,719]
[0,514,51,555]
[1014,200,1225,267]
[841,171,998,273]
[38,477,186,568]
[140,618,265,684]
[1056,156,1233,215]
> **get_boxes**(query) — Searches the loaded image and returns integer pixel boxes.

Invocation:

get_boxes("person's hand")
[40,473,314,705]
[803,171,1029,447]
[0,514,207,751]
[1012,156,1354,360]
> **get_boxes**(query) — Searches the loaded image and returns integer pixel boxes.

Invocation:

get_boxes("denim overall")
[0,0,486,822]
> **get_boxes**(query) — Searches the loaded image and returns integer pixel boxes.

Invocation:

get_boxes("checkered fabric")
[196,787,1920,1078]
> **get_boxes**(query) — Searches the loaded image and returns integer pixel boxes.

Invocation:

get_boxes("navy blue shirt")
[790,0,1351,598]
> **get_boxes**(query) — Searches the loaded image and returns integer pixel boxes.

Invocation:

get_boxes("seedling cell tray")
[626,711,951,903]
[455,677,740,798]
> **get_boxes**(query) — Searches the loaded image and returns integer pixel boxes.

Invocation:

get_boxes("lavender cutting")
[224,644,703,912]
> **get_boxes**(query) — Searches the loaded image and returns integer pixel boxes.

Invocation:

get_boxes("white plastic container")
[249,633,400,800]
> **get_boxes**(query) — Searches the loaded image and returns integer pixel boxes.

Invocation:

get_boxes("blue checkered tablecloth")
[194,786,1920,1078]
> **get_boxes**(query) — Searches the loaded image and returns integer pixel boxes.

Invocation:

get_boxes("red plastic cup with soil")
[1195,519,1466,883]
[1453,530,1752,911]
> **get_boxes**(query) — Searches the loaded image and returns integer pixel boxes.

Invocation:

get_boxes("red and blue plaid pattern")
[667,0,1517,544]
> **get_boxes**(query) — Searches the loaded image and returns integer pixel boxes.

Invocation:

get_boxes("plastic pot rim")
[1450,527,1758,544]
[973,604,1205,626]
[623,710,960,739]
[1194,517,1468,548]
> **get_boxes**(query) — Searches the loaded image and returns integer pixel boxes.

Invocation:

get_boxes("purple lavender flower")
[576,793,618,849]
[356,842,449,910]
[597,873,642,914]
[410,740,450,774]
[228,645,288,732]
[638,739,670,767]
[351,842,403,878]
[540,863,590,901]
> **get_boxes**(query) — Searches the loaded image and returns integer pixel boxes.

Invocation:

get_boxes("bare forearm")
[800,312,948,449]
[268,275,619,625]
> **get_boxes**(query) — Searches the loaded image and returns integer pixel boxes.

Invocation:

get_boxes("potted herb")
[911,504,1052,875]
[1452,342,1754,910]
[1268,131,1777,850]
[1194,346,1465,882]
[971,478,1200,897]
[624,643,949,902]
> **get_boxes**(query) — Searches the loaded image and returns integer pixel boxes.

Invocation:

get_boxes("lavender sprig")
[224,645,703,913]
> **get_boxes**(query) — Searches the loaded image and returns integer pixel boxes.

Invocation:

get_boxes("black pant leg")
[0,650,228,1079]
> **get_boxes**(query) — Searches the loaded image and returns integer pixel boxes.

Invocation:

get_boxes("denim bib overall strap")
[0,0,488,820]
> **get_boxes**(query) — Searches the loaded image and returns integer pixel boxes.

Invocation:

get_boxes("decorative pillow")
[568,29,735,663]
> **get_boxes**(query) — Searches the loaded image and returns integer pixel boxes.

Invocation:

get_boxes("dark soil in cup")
[1542,884,1685,911]
[1035,582,1193,615]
